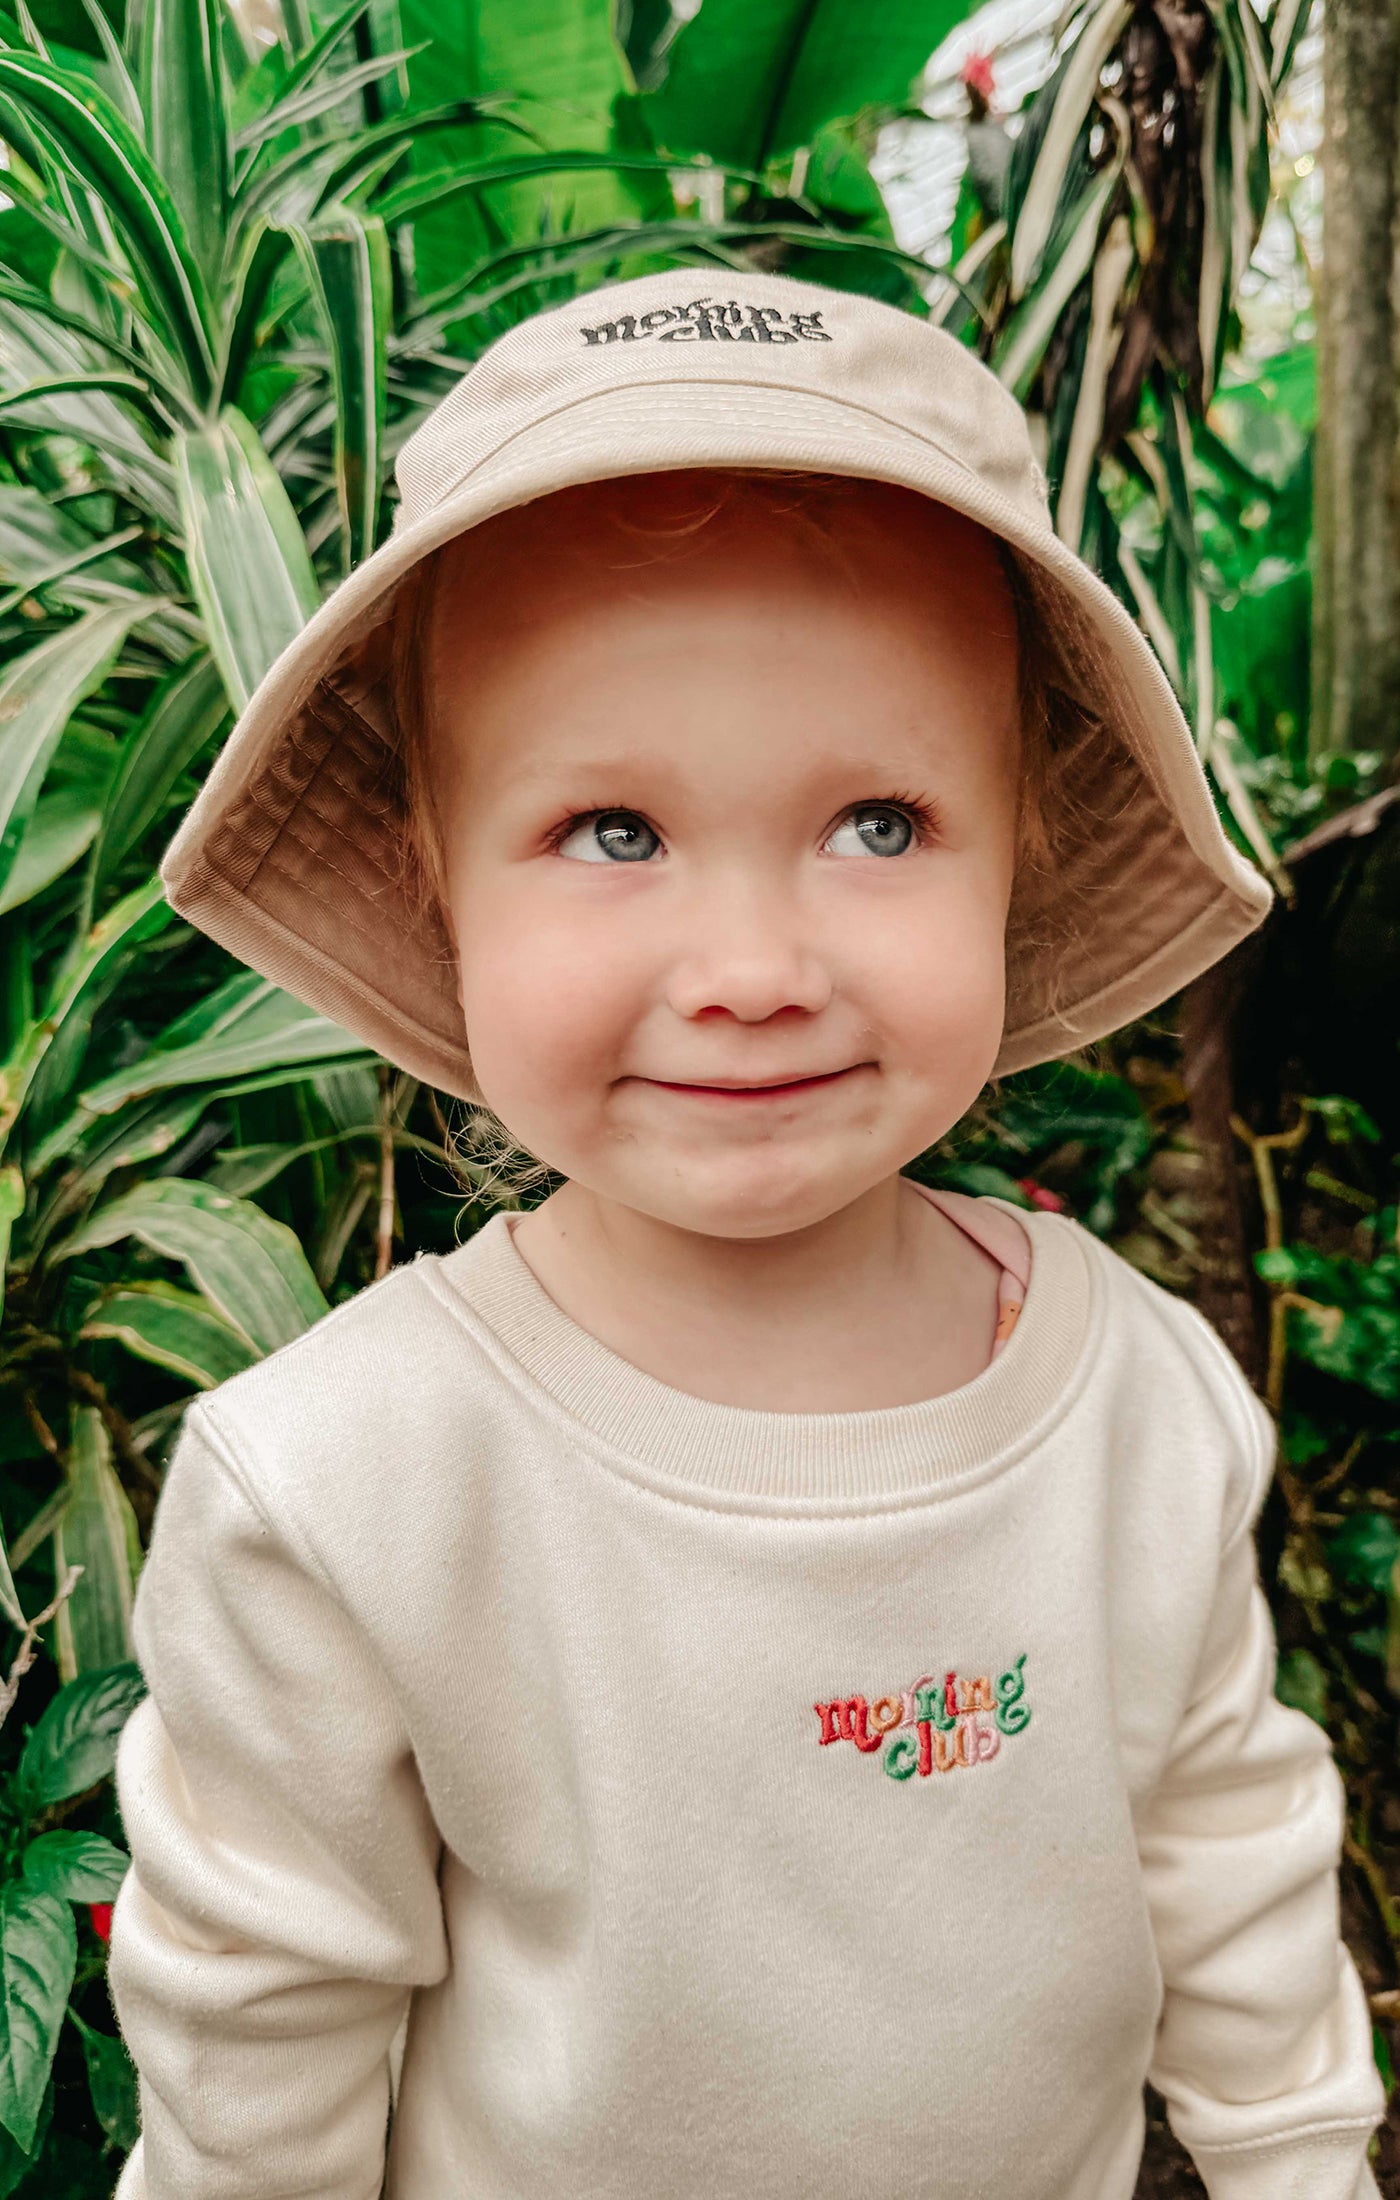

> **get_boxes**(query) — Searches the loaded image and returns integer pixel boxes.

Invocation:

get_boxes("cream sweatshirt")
[106,1196,1386,2200]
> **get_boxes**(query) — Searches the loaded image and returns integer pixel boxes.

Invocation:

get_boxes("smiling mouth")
[643,1066,864,1099]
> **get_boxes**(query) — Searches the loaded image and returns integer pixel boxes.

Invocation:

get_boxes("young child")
[107,270,1386,2199]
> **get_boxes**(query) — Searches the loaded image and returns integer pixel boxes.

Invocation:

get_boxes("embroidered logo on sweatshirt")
[813,1655,1030,1780]
[579,297,832,347]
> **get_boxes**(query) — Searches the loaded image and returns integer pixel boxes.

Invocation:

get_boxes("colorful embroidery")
[813,1655,1030,1780]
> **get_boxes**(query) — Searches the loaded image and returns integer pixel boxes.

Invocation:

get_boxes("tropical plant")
[0,1,1072,2179]
[938,0,1315,879]
[0,0,1359,2185]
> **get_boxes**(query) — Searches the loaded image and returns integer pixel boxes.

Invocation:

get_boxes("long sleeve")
[1136,1371,1386,2200]
[106,1401,449,2199]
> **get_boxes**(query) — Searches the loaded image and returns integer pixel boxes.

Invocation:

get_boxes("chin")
[627,1146,885,1241]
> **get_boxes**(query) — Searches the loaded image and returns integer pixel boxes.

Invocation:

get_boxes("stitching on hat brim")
[993,883,1269,1075]
[171,855,478,1094]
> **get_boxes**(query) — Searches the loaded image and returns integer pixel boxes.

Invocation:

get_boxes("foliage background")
[0,0,1394,2190]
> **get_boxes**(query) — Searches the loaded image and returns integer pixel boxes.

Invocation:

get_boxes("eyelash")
[543,793,944,855]
[859,790,943,850]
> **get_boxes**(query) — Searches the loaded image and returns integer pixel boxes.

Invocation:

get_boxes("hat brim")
[160,375,1271,1098]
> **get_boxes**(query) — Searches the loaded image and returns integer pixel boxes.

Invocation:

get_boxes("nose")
[664,882,833,1024]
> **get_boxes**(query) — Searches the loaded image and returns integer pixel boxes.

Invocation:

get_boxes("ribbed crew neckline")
[428,1196,1096,1508]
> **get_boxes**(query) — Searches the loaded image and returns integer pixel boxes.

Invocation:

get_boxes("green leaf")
[373,145,690,231]
[1327,1512,1400,1596]
[0,1884,75,2154]
[644,0,961,169]
[286,207,391,573]
[398,0,668,299]
[52,1409,141,1684]
[0,1490,25,1631]
[0,291,182,527]
[0,2070,52,2197]
[0,875,172,1158]
[995,165,1122,398]
[67,2007,139,2150]
[1306,1094,1382,1148]
[233,0,371,149]
[0,51,216,403]
[90,651,229,895]
[0,782,100,914]
[0,369,175,439]
[0,1165,23,1324]
[1275,1645,1330,1727]
[1005,0,1133,300]
[172,404,320,711]
[139,0,230,286]
[82,1281,259,1389]
[0,486,148,607]
[15,1663,147,1811]
[21,1830,130,1904]
[0,599,160,907]
[234,44,420,164]
[76,973,368,1114]
[50,1176,329,1353]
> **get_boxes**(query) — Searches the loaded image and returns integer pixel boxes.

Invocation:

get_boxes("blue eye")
[556,809,662,863]
[825,805,915,857]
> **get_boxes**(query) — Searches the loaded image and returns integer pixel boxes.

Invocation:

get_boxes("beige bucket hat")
[160,267,1271,1097]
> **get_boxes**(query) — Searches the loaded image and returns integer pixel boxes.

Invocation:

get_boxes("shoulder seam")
[186,1395,336,1597]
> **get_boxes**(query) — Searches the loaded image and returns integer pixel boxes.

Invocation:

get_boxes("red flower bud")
[1016,1176,1067,1213]
[89,1902,113,1944]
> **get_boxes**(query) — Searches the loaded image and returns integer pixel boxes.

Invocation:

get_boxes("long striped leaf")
[77,974,368,1113]
[1007,0,1133,301]
[52,1409,141,1683]
[0,599,158,906]
[173,405,320,711]
[0,875,172,1157]
[76,0,144,136]
[217,215,296,406]
[240,0,373,134]
[90,651,228,895]
[1055,213,1134,553]
[230,95,495,234]
[50,1177,329,1353]
[233,45,422,166]
[287,207,391,573]
[0,295,183,522]
[375,146,711,229]
[0,1480,25,1627]
[138,0,230,288]
[995,165,1121,397]
[0,52,216,402]
[0,784,101,914]
[81,1282,259,1389]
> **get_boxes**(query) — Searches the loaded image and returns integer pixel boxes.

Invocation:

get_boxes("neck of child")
[508,1173,1005,1413]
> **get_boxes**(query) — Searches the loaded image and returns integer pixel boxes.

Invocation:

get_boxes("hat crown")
[393,269,1050,528]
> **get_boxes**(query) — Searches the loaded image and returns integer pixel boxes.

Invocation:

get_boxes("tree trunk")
[1313,0,1400,765]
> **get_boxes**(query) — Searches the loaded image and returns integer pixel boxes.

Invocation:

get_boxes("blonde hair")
[385,468,1074,1203]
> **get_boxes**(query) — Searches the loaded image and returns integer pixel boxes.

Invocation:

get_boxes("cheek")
[451,885,645,1113]
[861,871,1009,1076]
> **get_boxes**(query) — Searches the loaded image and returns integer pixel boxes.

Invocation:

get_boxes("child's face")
[423,474,1022,1240]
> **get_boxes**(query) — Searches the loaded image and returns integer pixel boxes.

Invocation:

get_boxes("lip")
[639,1066,865,1099]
